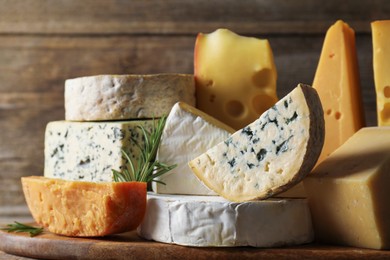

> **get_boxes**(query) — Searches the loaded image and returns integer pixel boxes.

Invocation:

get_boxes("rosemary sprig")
[112,115,177,183]
[1,222,43,237]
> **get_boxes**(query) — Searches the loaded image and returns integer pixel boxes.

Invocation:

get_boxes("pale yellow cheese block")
[304,127,390,250]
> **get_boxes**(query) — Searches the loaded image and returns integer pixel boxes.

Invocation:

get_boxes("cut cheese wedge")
[313,20,365,163]
[304,127,390,250]
[372,20,390,126]
[194,28,278,130]
[189,84,324,202]
[65,74,195,121]
[153,102,235,195]
[138,193,314,247]
[22,176,146,237]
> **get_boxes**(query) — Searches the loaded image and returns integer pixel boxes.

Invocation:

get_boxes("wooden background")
[0,0,388,222]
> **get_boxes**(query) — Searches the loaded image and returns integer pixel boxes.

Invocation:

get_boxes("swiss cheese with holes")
[313,20,365,163]
[372,20,390,126]
[194,28,278,130]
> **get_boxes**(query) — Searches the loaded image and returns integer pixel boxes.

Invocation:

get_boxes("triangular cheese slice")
[313,20,365,163]
[189,84,324,202]
[152,102,235,195]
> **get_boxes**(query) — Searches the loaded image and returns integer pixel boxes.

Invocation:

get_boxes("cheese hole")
[326,109,332,115]
[226,100,245,117]
[329,53,335,58]
[205,80,214,87]
[335,111,342,120]
[380,103,390,122]
[384,86,390,98]
[277,169,283,174]
[252,94,277,115]
[252,68,272,87]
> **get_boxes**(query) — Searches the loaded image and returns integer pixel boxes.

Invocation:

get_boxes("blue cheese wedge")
[44,120,154,182]
[138,193,314,247]
[188,84,324,202]
[65,74,195,121]
[153,102,235,195]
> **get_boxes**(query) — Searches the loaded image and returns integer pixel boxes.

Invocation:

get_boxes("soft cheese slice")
[22,176,146,237]
[372,20,390,126]
[195,28,278,130]
[44,120,154,182]
[189,84,324,202]
[138,193,314,247]
[304,127,390,250]
[65,74,195,121]
[313,20,365,163]
[153,102,235,195]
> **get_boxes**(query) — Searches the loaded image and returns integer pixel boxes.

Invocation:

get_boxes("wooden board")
[1,228,390,260]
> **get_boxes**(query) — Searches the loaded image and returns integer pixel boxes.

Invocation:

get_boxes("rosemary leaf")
[1,222,43,237]
[112,116,177,183]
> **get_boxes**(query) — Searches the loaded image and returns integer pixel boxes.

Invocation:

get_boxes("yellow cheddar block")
[313,20,365,163]
[194,28,278,130]
[304,127,390,250]
[22,176,146,237]
[372,20,390,126]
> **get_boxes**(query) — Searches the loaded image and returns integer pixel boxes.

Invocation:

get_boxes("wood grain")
[0,0,388,34]
[1,229,390,260]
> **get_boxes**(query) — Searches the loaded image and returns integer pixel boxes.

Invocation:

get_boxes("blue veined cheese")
[153,102,235,195]
[138,193,314,247]
[44,120,154,182]
[65,74,195,121]
[189,84,325,202]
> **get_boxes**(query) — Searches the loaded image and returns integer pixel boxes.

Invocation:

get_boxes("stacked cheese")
[45,74,195,182]
[138,30,322,248]
[24,74,196,236]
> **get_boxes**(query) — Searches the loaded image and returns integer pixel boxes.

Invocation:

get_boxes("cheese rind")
[65,74,195,121]
[372,20,390,126]
[194,28,278,130]
[189,84,324,202]
[313,20,365,163]
[22,176,146,237]
[138,193,314,247]
[44,120,154,182]
[153,102,235,195]
[304,127,390,250]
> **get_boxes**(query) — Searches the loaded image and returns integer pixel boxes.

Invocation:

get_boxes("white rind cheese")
[153,102,235,195]
[65,74,195,121]
[138,193,314,247]
[189,84,324,202]
[44,120,153,182]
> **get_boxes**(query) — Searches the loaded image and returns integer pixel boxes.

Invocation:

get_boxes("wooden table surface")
[1,225,390,260]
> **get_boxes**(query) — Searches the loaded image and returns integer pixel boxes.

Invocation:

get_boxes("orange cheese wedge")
[21,176,146,237]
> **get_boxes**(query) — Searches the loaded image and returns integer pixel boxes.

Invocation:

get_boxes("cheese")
[138,193,314,247]
[313,20,365,163]
[65,74,195,121]
[152,102,235,195]
[304,127,390,250]
[44,120,154,182]
[372,20,390,126]
[194,28,278,130]
[22,176,146,237]
[189,84,324,202]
